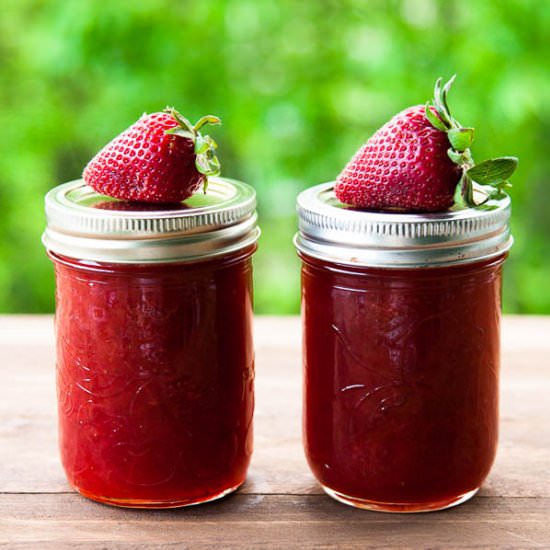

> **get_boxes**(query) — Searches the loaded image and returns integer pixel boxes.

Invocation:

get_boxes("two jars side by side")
[43,178,259,508]
[44,178,512,512]
[295,182,512,512]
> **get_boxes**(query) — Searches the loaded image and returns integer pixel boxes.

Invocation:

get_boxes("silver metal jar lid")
[43,177,260,263]
[295,182,512,268]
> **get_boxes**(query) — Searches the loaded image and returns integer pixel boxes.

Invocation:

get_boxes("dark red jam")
[51,248,255,508]
[300,253,504,511]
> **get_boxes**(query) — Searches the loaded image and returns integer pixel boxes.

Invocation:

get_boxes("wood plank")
[1,493,549,549]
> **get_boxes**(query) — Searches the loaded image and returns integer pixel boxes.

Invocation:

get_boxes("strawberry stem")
[425,76,518,208]
[194,115,221,132]
[164,107,222,187]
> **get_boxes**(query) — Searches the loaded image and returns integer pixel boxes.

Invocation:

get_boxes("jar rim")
[43,177,260,263]
[295,182,512,268]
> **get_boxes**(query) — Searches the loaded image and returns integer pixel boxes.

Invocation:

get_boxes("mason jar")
[295,182,512,512]
[43,177,260,508]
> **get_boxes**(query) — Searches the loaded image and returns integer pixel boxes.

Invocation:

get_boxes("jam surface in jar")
[53,249,255,508]
[301,254,504,511]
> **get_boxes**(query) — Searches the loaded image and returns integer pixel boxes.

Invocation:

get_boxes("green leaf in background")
[0,0,548,314]
[467,157,519,184]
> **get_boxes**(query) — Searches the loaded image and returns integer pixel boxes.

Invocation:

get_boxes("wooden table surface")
[0,315,549,549]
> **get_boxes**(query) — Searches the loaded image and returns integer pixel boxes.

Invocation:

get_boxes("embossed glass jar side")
[52,251,255,508]
[295,182,511,512]
[44,178,259,508]
[300,254,504,511]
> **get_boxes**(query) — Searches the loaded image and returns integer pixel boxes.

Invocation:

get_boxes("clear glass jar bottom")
[75,480,245,509]
[322,485,479,513]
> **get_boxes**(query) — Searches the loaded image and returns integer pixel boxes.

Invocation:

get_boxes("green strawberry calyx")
[164,107,222,191]
[425,76,518,207]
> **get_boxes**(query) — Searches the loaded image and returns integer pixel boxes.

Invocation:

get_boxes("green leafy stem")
[425,76,518,207]
[164,107,222,190]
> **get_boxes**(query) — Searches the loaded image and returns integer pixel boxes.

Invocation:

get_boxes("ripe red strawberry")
[335,77,518,212]
[83,108,221,204]
[336,106,460,212]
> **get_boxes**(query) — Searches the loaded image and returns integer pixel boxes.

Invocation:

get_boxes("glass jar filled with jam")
[295,182,512,512]
[43,177,259,508]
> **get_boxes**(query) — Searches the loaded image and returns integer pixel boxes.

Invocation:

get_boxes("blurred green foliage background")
[1,0,549,314]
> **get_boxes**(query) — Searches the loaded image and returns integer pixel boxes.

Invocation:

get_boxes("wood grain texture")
[0,315,549,548]
[1,494,548,549]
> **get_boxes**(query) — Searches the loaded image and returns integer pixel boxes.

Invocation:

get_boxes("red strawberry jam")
[301,255,503,511]
[295,183,512,512]
[44,178,259,508]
